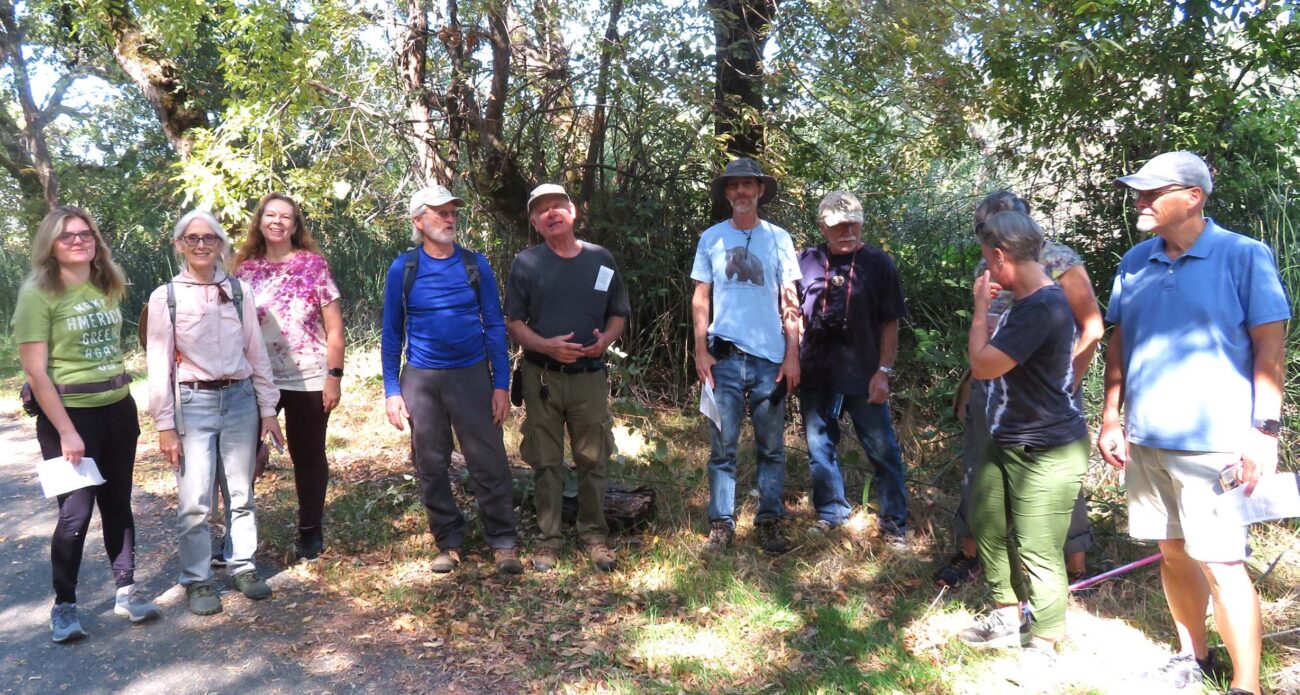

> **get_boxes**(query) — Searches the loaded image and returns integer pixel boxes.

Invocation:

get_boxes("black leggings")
[35,395,141,604]
[278,390,331,532]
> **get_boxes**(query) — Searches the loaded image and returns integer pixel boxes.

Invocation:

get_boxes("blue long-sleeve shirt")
[381,246,510,396]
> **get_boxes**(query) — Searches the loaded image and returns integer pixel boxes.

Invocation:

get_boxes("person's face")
[980,244,1012,288]
[259,199,297,247]
[177,219,223,271]
[724,177,764,215]
[1132,185,1201,233]
[52,216,97,267]
[413,202,461,246]
[529,195,576,240]
[821,220,862,252]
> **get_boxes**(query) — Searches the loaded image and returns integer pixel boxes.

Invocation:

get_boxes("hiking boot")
[493,547,524,575]
[431,549,462,574]
[231,571,272,600]
[934,551,982,587]
[703,521,735,554]
[1136,653,1214,690]
[957,607,1029,649]
[883,532,909,551]
[186,583,223,616]
[114,585,162,623]
[810,519,835,534]
[50,603,87,643]
[532,548,558,573]
[296,528,325,562]
[586,543,617,573]
[755,518,790,555]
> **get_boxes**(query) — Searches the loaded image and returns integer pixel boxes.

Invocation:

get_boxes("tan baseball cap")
[527,183,571,214]
[819,191,864,226]
[408,185,465,217]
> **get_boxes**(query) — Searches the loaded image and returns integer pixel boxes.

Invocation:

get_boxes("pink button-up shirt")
[146,270,279,431]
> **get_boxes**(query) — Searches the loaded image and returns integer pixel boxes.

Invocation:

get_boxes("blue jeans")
[707,351,787,527]
[800,388,907,535]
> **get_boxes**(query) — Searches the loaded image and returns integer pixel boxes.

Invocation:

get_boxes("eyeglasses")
[421,208,460,219]
[1134,186,1193,204]
[180,234,221,248]
[56,231,95,246]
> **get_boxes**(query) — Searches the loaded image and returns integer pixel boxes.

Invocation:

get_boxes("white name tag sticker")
[594,266,614,292]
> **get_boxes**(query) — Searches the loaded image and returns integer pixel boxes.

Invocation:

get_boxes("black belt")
[708,338,741,359]
[179,378,243,390]
[55,372,132,395]
[524,352,604,374]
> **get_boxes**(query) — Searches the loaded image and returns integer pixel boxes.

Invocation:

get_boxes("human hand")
[260,416,284,453]
[580,329,610,358]
[159,429,181,468]
[777,355,801,391]
[1097,421,1127,469]
[58,427,86,464]
[1239,428,1279,496]
[868,370,890,404]
[973,271,993,315]
[695,349,716,389]
[385,395,409,431]
[542,332,586,364]
[491,388,510,426]
[323,376,341,413]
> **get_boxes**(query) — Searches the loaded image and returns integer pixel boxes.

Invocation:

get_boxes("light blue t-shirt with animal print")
[691,219,800,364]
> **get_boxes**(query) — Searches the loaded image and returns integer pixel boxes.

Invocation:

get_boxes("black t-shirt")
[986,284,1086,448]
[797,244,908,396]
[504,241,631,368]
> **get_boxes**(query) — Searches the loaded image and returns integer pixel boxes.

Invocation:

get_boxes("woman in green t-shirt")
[12,205,161,644]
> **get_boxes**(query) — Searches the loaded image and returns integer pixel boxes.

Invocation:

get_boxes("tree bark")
[577,0,624,242]
[0,0,59,212]
[709,0,776,220]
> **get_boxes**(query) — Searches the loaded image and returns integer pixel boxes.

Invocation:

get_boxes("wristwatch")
[1253,418,1282,437]
[878,366,894,375]
[327,367,345,378]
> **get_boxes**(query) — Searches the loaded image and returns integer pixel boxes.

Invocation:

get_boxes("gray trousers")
[955,379,1094,555]
[401,361,518,550]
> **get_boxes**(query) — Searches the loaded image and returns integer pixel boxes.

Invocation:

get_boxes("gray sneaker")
[114,586,162,623]
[1137,653,1210,690]
[50,603,87,643]
[957,608,1030,649]
[230,571,272,600]
[186,583,223,616]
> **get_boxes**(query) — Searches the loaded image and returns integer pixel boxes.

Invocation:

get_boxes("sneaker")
[296,528,325,562]
[50,603,87,643]
[430,549,461,574]
[186,583,223,616]
[883,532,909,551]
[1136,653,1221,690]
[210,550,227,568]
[114,585,162,623]
[957,608,1030,649]
[230,571,272,600]
[810,519,835,534]
[703,521,735,554]
[532,548,558,573]
[754,518,790,555]
[934,552,982,587]
[493,547,524,575]
[586,543,617,573]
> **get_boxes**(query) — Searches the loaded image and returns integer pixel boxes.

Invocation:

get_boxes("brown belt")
[179,378,243,390]
[56,372,132,395]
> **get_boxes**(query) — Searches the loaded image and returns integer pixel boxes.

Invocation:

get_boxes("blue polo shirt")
[1105,219,1290,452]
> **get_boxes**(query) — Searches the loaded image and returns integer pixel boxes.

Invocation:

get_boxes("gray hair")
[974,190,1030,225]
[977,210,1043,263]
[172,209,233,268]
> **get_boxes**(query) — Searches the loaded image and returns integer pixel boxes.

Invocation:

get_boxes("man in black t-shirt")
[504,184,631,573]
[797,191,909,545]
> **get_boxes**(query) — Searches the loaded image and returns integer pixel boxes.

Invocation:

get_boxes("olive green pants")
[519,361,612,549]
[971,437,1089,640]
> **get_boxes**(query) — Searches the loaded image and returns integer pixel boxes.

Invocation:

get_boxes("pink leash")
[1069,552,1163,592]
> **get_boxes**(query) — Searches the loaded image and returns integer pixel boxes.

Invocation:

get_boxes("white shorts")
[1125,443,1249,563]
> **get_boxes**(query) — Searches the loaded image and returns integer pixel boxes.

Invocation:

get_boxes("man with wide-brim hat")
[380,184,524,576]
[690,157,801,556]
[1099,151,1289,695]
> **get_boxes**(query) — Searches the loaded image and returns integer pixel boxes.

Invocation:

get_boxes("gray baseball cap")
[409,185,465,217]
[1115,151,1214,195]
[819,191,864,226]
[527,183,572,214]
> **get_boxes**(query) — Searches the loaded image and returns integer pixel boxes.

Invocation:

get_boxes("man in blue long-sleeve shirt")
[381,184,522,575]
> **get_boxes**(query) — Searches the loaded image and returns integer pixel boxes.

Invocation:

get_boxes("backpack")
[399,245,494,379]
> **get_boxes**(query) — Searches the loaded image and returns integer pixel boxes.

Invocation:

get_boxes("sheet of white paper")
[699,383,722,432]
[36,456,106,498]
[594,266,614,292]
[1214,472,1300,527]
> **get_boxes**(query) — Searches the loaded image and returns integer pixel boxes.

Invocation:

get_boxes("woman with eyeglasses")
[233,193,343,561]
[13,206,161,642]
[145,210,283,616]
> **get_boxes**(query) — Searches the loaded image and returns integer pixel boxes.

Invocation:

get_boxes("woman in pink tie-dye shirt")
[234,193,344,561]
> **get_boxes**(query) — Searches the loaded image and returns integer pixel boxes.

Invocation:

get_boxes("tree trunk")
[577,0,624,242]
[709,0,776,220]
[0,0,59,214]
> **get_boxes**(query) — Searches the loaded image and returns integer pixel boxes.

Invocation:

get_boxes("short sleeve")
[503,254,529,320]
[1242,242,1292,328]
[605,252,632,318]
[777,230,800,286]
[690,232,715,284]
[990,300,1051,365]
[875,254,907,322]
[10,285,51,344]
[313,254,342,307]
[1040,242,1082,281]
[1104,264,1124,325]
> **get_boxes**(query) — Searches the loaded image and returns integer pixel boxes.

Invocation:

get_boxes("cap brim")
[527,192,571,215]
[1114,173,1173,191]
[822,212,863,227]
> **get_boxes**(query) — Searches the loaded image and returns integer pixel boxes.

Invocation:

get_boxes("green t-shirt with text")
[11,281,129,408]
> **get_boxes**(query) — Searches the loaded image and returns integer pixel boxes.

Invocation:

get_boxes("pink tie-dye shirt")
[236,251,341,392]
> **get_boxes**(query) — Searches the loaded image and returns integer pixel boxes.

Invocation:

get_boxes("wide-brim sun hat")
[711,157,778,206]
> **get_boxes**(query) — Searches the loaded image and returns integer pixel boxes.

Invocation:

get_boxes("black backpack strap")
[460,246,481,307]
[228,276,244,326]
[400,247,420,347]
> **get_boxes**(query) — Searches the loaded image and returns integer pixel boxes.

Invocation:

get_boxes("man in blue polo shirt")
[1098,151,1289,695]
[381,185,523,576]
